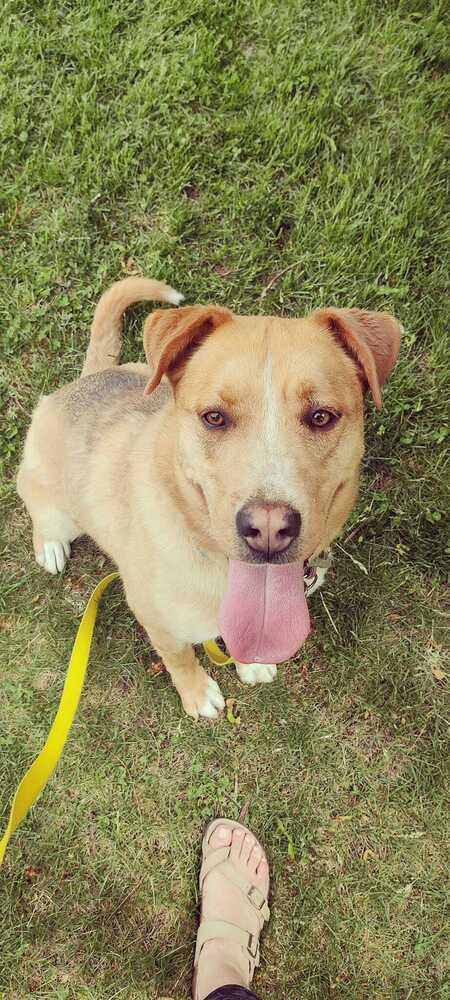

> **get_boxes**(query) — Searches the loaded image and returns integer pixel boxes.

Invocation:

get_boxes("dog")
[17,278,401,718]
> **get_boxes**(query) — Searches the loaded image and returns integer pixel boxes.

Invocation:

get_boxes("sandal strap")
[194,918,260,969]
[199,856,270,922]
[199,846,231,884]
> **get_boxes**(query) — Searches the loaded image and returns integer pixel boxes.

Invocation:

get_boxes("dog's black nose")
[236,502,301,561]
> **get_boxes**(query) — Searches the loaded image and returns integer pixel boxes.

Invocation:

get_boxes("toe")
[207,678,226,710]
[44,542,58,574]
[181,672,225,721]
[260,664,277,683]
[198,699,220,719]
[198,679,225,719]
[230,827,245,864]
[38,541,68,574]
[256,857,269,882]
[209,823,232,850]
[248,845,262,876]
[54,542,66,573]
[240,833,255,865]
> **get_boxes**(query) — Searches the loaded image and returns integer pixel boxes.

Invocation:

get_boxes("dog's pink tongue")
[219,560,310,664]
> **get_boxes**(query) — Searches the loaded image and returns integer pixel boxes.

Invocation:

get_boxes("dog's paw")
[235,662,277,685]
[198,677,226,718]
[36,540,70,574]
[181,674,225,720]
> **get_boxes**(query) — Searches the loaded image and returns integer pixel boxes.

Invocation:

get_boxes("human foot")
[193,819,270,1000]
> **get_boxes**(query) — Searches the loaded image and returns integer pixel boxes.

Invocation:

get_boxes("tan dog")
[17,278,401,718]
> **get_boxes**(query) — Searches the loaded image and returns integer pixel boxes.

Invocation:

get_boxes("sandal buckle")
[248,884,265,910]
[247,932,259,960]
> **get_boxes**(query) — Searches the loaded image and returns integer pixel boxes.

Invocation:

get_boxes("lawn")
[0,1,448,997]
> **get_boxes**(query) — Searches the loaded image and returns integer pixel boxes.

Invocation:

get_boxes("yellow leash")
[0,573,232,866]
[202,640,233,667]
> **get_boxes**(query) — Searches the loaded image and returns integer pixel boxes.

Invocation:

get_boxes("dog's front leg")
[134,614,225,720]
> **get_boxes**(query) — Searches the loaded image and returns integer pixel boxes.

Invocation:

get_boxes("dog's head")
[143,302,401,565]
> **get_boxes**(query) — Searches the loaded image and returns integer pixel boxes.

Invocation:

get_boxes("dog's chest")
[158,550,227,644]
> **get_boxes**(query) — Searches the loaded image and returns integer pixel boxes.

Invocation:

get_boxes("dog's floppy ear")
[311,307,402,410]
[143,304,233,394]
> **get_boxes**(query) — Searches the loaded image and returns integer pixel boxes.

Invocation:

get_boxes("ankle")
[196,940,248,999]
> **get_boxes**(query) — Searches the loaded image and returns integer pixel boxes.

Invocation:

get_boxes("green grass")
[1,1,449,997]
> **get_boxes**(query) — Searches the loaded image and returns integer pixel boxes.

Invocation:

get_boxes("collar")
[304,549,333,594]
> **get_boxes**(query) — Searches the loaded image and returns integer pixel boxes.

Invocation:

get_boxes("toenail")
[217,826,228,839]
[235,829,244,838]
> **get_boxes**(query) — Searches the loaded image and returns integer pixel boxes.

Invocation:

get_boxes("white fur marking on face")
[257,352,294,499]
[235,662,277,685]
[263,352,278,445]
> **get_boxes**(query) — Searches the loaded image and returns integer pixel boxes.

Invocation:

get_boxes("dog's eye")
[201,410,228,429]
[307,409,339,430]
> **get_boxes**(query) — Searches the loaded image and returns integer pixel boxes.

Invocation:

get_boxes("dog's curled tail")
[82,277,183,377]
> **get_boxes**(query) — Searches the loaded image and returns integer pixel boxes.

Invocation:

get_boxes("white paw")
[167,288,184,306]
[198,677,226,719]
[36,540,70,574]
[235,662,277,685]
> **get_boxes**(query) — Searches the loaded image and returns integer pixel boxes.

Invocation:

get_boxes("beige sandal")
[193,818,270,999]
